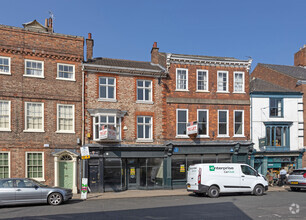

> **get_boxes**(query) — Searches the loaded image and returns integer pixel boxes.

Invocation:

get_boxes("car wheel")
[208,186,219,198]
[253,185,264,196]
[48,192,63,206]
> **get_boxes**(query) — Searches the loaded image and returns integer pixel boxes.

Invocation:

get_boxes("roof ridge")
[93,57,151,63]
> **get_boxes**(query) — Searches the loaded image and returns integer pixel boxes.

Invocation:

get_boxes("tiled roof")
[85,57,164,71]
[260,63,306,80]
[169,53,247,62]
[250,78,298,93]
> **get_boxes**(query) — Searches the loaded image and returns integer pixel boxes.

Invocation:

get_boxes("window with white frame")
[218,110,228,136]
[217,71,228,92]
[25,102,44,131]
[99,77,116,100]
[197,70,208,91]
[26,152,44,180]
[0,152,9,178]
[57,63,75,80]
[57,104,74,133]
[93,115,121,140]
[0,100,10,131]
[137,80,152,102]
[24,60,44,77]
[176,69,188,90]
[234,110,244,136]
[234,72,244,92]
[137,116,152,140]
[0,56,10,74]
[177,109,188,136]
[197,110,208,136]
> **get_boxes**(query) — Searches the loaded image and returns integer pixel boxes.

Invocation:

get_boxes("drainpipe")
[82,65,85,179]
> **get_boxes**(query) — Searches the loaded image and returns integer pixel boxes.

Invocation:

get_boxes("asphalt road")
[0,191,305,220]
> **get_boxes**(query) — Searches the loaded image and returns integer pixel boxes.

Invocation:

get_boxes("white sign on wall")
[187,121,198,135]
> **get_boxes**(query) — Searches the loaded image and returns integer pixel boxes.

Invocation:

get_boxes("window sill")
[0,129,11,132]
[56,77,76,82]
[233,92,246,94]
[136,101,154,105]
[196,135,210,138]
[23,75,45,79]
[196,90,209,93]
[56,131,76,134]
[0,72,11,75]
[136,139,154,143]
[23,130,45,133]
[98,99,117,102]
[216,91,229,93]
[233,135,245,138]
[217,135,230,138]
[175,89,189,92]
[175,135,189,139]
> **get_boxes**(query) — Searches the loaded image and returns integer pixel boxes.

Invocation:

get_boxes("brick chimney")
[45,18,53,33]
[86,33,94,61]
[294,45,306,67]
[151,42,159,64]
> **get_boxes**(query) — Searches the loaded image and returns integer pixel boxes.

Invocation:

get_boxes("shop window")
[171,155,186,181]
[187,155,202,168]
[270,98,283,117]
[104,158,122,192]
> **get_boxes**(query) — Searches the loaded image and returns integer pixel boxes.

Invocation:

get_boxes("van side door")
[240,165,258,192]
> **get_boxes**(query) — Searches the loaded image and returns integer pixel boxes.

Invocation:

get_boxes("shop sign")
[180,164,185,173]
[80,146,90,160]
[187,121,198,135]
[99,125,117,140]
[81,178,88,200]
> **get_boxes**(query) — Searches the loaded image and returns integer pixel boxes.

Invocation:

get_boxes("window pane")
[178,123,186,135]
[219,111,227,123]
[108,87,114,99]
[138,125,143,138]
[145,125,150,138]
[108,78,114,85]
[219,124,226,135]
[178,111,187,122]
[137,88,143,100]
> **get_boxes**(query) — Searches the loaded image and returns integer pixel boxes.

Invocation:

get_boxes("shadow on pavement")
[6,202,251,220]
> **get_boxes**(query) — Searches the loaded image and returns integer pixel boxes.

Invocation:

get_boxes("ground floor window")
[0,152,9,178]
[26,152,44,181]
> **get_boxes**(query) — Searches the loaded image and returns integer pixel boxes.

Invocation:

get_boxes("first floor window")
[57,104,74,132]
[198,110,208,136]
[234,110,244,136]
[0,100,10,130]
[137,80,152,102]
[57,63,75,80]
[0,56,10,74]
[270,98,283,117]
[197,70,208,91]
[25,102,44,131]
[234,72,244,92]
[99,77,116,100]
[137,116,152,140]
[266,124,290,147]
[93,115,121,140]
[218,110,228,136]
[177,109,188,136]
[0,152,9,178]
[217,71,228,92]
[25,60,44,77]
[176,69,188,90]
[26,152,43,180]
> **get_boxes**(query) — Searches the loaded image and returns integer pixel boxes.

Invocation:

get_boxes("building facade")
[250,78,304,175]
[0,19,84,193]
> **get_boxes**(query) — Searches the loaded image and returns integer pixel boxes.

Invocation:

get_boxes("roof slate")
[170,53,245,62]
[250,78,298,93]
[260,63,306,80]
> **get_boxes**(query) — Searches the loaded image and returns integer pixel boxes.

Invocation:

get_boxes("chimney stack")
[86,33,94,61]
[294,45,306,67]
[45,18,54,33]
[151,42,159,64]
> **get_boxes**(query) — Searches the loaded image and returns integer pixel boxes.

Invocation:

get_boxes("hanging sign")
[81,178,88,200]
[80,146,90,160]
[187,121,198,135]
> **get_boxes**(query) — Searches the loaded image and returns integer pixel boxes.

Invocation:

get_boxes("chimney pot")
[45,19,48,28]
[153,42,157,48]
[88,33,92,39]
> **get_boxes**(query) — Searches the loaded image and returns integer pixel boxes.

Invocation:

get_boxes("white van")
[187,163,268,198]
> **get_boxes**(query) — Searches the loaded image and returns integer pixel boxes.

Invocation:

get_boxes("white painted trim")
[136,79,153,102]
[197,109,209,137]
[176,68,188,91]
[196,69,209,92]
[0,56,11,75]
[99,76,116,101]
[57,63,75,81]
[24,59,44,78]
[217,71,229,92]
[176,109,188,136]
[24,102,44,132]
[233,71,245,93]
[0,151,10,178]
[136,115,153,141]
[56,104,75,133]
[218,110,229,137]
[25,151,45,182]
[233,110,244,137]
[0,100,11,131]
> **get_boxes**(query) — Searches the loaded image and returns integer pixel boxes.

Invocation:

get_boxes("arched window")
[59,154,72,161]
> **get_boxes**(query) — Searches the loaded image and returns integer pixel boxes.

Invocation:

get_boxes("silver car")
[287,168,306,191]
[0,178,72,206]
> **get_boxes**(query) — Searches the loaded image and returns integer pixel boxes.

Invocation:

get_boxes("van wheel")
[208,186,219,198]
[253,185,264,196]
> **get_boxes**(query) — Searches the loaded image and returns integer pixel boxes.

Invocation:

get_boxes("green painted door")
[59,161,73,189]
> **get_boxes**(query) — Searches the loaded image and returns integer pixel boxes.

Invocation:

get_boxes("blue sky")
[1,0,306,71]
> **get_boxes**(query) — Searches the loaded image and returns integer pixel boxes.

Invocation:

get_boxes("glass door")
[127,159,138,189]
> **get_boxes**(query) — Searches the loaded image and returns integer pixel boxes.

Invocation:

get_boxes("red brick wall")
[294,47,306,67]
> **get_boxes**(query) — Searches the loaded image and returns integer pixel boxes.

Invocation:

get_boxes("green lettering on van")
[209,165,215,171]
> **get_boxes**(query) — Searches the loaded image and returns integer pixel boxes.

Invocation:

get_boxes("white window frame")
[0,56,11,75]
[196,70,209,92]
[0,151,10,178]
[56,63,75,81]
[93,114,121,141]
[24,102,44,132]
[217,71,229,93]
[197,109,209,138]
[56,104,75,133]
[136,116,153,142]
[136,80,153,103]
[234,110,244,137]
[218,110,229,137]
[233,71,245,93]
[24,59,44,78]
[0,100,11,131]
[25,152,44,181]
[98,77,116,102]
[176,68,188,91]
[176,109,189,138]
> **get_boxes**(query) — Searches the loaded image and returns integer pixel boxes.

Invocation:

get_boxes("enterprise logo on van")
[209,165,235,173]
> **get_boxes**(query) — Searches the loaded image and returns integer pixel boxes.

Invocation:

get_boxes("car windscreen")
[291,170,306,175]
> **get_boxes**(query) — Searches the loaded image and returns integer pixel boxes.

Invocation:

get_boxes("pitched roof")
[250,78,299,93]
[169,53,244,62]
[85,57,164,71]
[259,63,306,80]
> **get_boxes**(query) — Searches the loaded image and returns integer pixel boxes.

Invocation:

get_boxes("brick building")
[82,36,167,192]
[151,43,254,187]
[0,19,84,193]
[251,46,306,167]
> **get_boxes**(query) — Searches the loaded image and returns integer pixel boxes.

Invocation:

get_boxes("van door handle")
[241,175,245,177]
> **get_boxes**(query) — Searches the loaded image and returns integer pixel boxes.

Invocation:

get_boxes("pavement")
[73,185,290,200]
